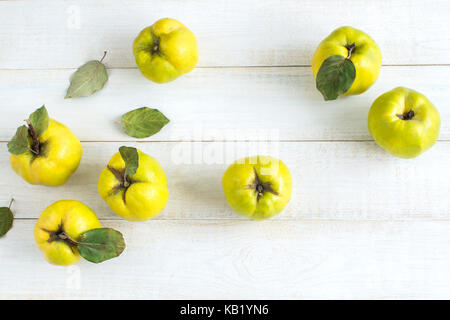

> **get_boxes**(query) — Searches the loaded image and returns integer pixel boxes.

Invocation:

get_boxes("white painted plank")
[1,141,448,220]
[2,219,450,299]
[0,0,449,68]
[1,66,449,142]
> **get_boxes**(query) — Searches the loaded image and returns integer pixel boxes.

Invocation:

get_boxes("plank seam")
[13,218,450,222]
[2,140,449,143]
[0,64,449,71]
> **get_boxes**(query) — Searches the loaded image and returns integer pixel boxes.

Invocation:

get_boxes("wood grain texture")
[0,66,448,142]
[1,141,448,220]
[1,0,450,300]
[0,0,449,69]
[2,219,450,299]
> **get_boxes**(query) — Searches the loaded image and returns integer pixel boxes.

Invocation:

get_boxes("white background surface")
[0,0,449,299]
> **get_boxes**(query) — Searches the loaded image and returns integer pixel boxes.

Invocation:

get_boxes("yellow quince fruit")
[34,200,101,266]
[368,87,440,158]
[222,156,292,220]
[312,26,382,100]
[133,18,198,83]
[98,146,169,221]
[8,106,82,186]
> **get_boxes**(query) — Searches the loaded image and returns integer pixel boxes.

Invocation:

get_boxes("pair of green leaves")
[65,51,108,99]
[77,228,125,264]
[7,106,49,155]
[121,107,170,139]
[316,44,356,101]
[65,52,169,137]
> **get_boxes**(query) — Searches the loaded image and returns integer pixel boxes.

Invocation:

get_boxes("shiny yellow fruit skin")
[98,149,169,221]
[10,119,82,186]
[368,87,440,159]
[34,200,101,266]
[312,26,382,96]
[222,156,292,221]
[133,18,198,83]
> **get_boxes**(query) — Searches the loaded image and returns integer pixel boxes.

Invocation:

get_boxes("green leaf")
[119,146,139,177]
[77,228,125,263]
[7,125,30,155]
[0,207,14,237]
[316,55,356,101]
[65,54,108,99]
[29,105,49,137]
[122,107,170,138]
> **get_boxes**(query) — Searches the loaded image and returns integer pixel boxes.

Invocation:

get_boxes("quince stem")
[345,43,356,60]
[249,168,279,202]
[397,110,415,120]
[150,30,161,54]
[25,120,40,155]
[8,198,14,210]
[107,166,135,203]
[42,227,79,247]
[56,232,79,247]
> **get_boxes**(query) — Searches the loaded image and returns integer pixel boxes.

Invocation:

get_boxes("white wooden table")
[0,0,449,299]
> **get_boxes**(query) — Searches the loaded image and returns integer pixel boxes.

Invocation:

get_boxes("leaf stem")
[100,51,107,63]
[8,198,14,210]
